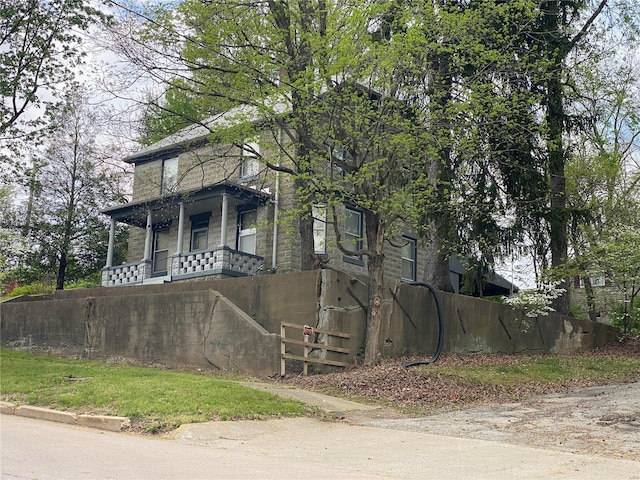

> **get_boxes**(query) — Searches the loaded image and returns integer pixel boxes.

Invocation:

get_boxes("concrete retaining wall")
[2,289,280,377]
[1,271,619,376]
[379,284,619,358]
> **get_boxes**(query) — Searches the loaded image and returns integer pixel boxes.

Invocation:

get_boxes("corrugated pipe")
[403,282,444,367]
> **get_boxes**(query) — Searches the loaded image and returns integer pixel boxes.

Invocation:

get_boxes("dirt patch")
[359,382,640,461]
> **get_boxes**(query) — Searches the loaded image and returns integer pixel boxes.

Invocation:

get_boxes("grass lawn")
[0,349,310,433]
[3,340,639,430]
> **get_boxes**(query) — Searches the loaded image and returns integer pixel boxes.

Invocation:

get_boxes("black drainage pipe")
[403,282,444,367]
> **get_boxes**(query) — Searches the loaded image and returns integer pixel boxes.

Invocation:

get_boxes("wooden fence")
[280,322,351,376]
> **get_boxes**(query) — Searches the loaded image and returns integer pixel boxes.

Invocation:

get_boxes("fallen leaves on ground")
[281,336,640,415]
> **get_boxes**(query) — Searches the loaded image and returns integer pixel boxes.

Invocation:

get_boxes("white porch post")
[144,209,153,261]
[176,202,185,254]
[220,193,228,246]
[106,218,116,267]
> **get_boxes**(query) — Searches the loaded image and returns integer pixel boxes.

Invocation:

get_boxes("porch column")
[176,202,185,254]
[220,193,228,246]
[106,218,116,267]
[144,209,153,261]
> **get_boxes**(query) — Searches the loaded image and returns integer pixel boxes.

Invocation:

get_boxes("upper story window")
[239,140,259,182]
[401,235,417,282]
[313,205,327,255]
[344,207,363,257]
[161,157,178,194]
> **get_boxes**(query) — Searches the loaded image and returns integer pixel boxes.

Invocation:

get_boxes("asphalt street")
[2,411,639,479]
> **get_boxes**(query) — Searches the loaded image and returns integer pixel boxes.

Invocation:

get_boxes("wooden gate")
[280,322,351,376]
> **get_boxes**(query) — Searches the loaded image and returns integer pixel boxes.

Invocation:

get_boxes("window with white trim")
[344,207,363,256]
[190,213,210,251]
[579,274,605,288]
[237,209,257,255]
[161,157,178,194]
[313,205,327,255]
[152,228,170,274]
[239,141,259,182]
[401,236,417,282]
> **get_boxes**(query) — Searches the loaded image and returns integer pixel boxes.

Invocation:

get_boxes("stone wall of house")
[1,271,619,377]
[122,128,430,286]
[126,226,146,263]
[132,160,162,201]
[271,177,300,273]
[570,283,625,324]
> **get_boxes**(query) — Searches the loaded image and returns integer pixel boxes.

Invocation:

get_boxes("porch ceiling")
[102,180,271,227]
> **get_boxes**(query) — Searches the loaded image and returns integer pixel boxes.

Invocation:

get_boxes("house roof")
[449,257,519,295]
[102,180,271,227]
[125,99,290,164]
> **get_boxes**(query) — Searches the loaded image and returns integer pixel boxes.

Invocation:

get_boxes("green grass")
[426,355,640,385]
[0,349,310,432]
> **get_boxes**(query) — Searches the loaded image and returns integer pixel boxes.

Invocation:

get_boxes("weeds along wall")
[0,271,619,376]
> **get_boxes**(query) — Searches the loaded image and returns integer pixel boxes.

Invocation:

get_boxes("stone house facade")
[101,106,514,294]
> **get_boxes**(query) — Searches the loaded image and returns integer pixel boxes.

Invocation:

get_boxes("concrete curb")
[0,401,130,432]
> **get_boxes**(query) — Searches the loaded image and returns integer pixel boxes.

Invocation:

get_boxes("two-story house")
[101,104,516,295]
[101,103,416,286]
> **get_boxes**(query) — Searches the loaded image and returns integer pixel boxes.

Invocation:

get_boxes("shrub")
[8,282,55,297]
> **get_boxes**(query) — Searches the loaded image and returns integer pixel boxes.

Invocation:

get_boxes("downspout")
[271,127,282,270]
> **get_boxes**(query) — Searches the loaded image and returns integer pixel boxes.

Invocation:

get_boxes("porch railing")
[101,260,151,287]
[101,247,264,287]
[173,246,263,279]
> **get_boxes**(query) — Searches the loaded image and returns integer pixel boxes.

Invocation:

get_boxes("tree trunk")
[363,212,386,364]
[56,252,67,290]
[423,228,453,292]
[579,275,597,322]
[298,201,315,271]
[293,144,315,271]
[543,1,570,315]
[422,48,455,293]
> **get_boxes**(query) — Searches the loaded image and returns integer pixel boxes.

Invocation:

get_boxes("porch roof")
[102,180,271,227]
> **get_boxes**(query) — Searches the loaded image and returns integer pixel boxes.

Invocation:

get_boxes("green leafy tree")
[589,227,640,333]
[567,65,640,320]
[108,0,640,362]
[0,0,107,138]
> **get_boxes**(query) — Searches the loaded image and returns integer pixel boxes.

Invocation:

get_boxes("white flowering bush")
[504,282,567,318]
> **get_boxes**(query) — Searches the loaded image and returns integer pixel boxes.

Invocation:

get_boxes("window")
[161,157,178,194]
[344,207,363,256]
[579,274,605,288]
[401,236,417,282]
[313,205,327,255]
[239,141,259,182]
[237,209,257,255]
[152,228,170,274]
[190,213,210,251]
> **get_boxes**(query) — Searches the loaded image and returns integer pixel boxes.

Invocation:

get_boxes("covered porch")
[101,181,272,287]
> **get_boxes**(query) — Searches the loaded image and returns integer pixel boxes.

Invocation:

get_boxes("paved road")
[2,412,640,479]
